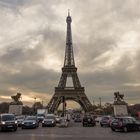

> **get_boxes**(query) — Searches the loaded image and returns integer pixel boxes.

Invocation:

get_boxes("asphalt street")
[0,122,140,140]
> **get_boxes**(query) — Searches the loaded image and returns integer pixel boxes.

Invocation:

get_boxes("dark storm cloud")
[0,0,140,105]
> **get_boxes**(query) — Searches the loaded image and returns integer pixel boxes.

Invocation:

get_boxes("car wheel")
[13,127,17,131]
[123,127,128,132]
[100,124,103,127]
[111,128,115,131]
[138,126,140,131]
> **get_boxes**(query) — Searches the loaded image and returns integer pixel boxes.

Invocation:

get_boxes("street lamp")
[99,97,101,108]
[34,97,37,114]
[62,96,66,117]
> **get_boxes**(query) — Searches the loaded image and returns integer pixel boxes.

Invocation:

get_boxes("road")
[0,122,140,140]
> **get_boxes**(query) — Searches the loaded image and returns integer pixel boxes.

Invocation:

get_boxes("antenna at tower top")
[68,9,70,16]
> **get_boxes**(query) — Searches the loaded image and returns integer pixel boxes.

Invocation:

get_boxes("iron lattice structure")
[47,12,93,113]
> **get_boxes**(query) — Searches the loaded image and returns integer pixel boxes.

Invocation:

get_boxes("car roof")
[0,113,14,116]
[26,116,36,118]
[114,116,134,119]
[46,114,55,116]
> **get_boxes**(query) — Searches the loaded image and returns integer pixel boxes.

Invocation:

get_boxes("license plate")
[26,124,31,126]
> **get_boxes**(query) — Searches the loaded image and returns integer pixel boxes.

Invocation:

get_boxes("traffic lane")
[0,123,140,140]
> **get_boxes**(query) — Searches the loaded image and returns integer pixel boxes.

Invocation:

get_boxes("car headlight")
[22,122,24,124]
[15,121,18,124]
[33,122,36,124]
[52,120,54,123]
[1,121,5,125]
[42,121,44,123]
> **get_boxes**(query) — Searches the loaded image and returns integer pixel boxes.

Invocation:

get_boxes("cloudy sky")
[0,0,140,107]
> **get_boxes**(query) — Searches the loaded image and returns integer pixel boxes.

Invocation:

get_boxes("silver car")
[42,114,56,127]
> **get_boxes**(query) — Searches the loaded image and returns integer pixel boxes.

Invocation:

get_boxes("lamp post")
[99,97,101,108]
[62,96,66,117]
[34,97,36,114]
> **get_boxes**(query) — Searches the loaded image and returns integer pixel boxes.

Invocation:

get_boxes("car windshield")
[46,116,55,119]
[84,116,92,119]
[102,117,109,120]
[26,116,36,120]
[37,114,44,117]
[130,117,137,122]
[2,115,15,121]
[113,118,123,122]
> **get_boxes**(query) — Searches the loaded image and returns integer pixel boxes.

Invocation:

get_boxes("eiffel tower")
[47,11,92,113]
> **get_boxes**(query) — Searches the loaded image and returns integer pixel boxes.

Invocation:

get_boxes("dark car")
[74,116,82,123]
[37,114,45,123]
[82,115,96,127]
[16,115,25,127]
[100,116,113,127]
[0,113,17,131]
[21,116,39,129]
[110,116,140,132]
[42,114,56,127]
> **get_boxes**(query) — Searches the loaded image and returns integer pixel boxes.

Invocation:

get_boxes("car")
[95,115,102,123]
[16,115,25,127]
[0,113,17,131]
[55,115,61,123]
[58,117,68,127]
[21,116,39,129]
[110,116,140,132]
[82,115,96,127]
[66,113,71,122]
[100,116,113,127]
[42,114,56,127]
[74,116,82,122]
[37,114,45,123]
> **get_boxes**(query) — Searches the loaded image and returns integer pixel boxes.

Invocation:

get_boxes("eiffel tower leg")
[48,96,62,113]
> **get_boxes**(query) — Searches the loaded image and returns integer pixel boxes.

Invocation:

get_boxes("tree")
[32,101,43,114]
[32,101,43,109]
[128,104,140,117]
[0,102,9,113]
[22,105,34,115]
[103,103,113,115]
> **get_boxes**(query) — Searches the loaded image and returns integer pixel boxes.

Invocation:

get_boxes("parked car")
[74,116,82,122]
[16,115,25,127]
[58,117,68,127]
[42,114,56,127]
[100,116,113,127]
[37,114,45,123]
[21,116,39,129]
[95,115,102,123]
[0,113,17,131]
[110,116,140,132]
[82,115,96,127]
[55,115,61,123]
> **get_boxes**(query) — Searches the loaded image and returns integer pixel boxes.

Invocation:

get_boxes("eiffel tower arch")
[47,11,93,113]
